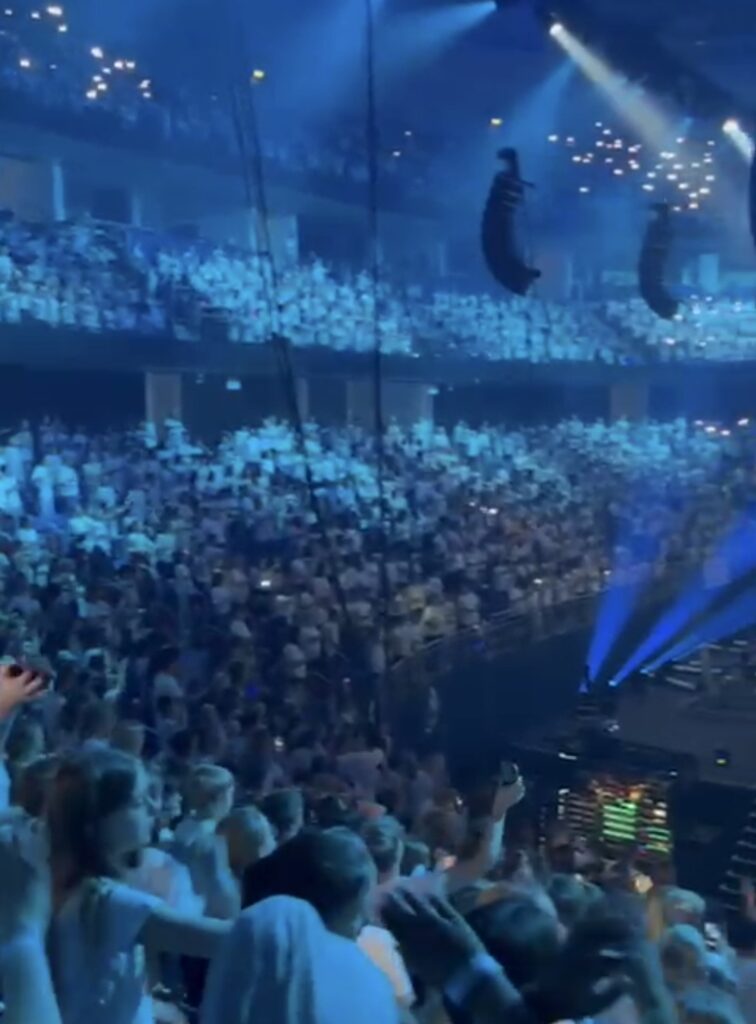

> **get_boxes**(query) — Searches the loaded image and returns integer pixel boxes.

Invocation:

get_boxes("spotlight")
[723,118,740,134]
[549,21,565,37]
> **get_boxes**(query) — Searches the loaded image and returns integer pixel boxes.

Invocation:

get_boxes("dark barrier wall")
[0,365,143,429]
[433,590,684,790]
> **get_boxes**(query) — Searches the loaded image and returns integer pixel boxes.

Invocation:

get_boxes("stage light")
[18,57,30,68]
[252,69,266,81]
[45,4,62,13]
[91,46,104,59]
[490,117,503,127]
[550,23,670,148]
[723,117,754,160]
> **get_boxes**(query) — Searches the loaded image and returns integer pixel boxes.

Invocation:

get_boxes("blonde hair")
[185,764,235,819]
[218,806,275,878]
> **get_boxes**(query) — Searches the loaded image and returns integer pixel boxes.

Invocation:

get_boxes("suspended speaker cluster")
[638,202,679,321]
[481,148,541,297]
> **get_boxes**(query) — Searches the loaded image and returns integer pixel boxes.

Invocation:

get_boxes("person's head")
[184,763,235,824]
[416,806,465,865]
[243,827,376,940]
[46,747,155,889]
[151,645,180,678]
[659,924,709,993]
[111,719,145,758]
[219,806,276,879]
[467,893,563,989]
[7,714,45,768]
[201,896,398,1024]
[15,753,59,817]
[78,700,115,743]
[260,788,305,844]
[400,838,431,877]
[360,816,405,884]
[662,887,707,930]
[547,873,602,930]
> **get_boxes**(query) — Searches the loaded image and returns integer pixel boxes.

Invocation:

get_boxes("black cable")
[225,13,352,626]
[364,0,392,722]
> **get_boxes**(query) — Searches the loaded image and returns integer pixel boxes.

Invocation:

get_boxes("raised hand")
[383,890,485,989]
[0,828,51,942]
[492,774,526,820]
[0,666,46,721]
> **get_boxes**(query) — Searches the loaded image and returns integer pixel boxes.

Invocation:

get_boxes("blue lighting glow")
[612,515,756,684]
[645,580,756,672]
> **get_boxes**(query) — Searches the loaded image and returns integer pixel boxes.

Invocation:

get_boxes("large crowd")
[0,213,755,363]
[3,6,756,1024]
[0,414,755,1023]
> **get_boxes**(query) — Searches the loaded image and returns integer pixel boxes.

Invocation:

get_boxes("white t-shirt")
[51,878,162,1024]
[358,925,414,1006]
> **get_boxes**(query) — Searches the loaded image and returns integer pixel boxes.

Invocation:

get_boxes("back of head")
[260,788,305,843]
[360,816,405,882]
[242,827,376,939]
[185,764,234,822]
[219,806,276,878]
[548,873,601,929]
[77,699,114,741]
[401,838,431,877]
[16,753,59,817]
[467,893,563,989]
[112,719,145,758]
[7,714,45,766]
[200,896,397,1024]
[663,887,707,929]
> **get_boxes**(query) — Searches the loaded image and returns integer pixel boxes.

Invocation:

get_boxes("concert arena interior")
[0,1,756,1022]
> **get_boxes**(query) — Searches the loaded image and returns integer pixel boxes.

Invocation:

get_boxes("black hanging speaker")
[481,148,541,297]
[638,202,679,320]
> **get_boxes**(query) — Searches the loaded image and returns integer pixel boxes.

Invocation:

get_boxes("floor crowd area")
[0,413,753,1022]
